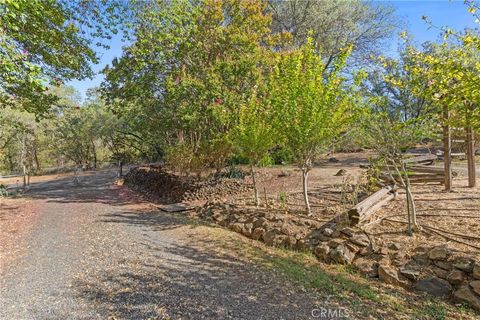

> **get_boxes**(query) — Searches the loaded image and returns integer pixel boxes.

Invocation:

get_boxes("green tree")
[231,88,275,206]
[102,0,278,172]
[268,0,398,68]
[0,0,127,114]
[270,37,362,215]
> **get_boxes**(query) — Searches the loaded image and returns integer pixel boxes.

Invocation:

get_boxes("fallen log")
[348,186,393,225]
[353,193,395,225]
[402,154,437,165]
[379,173,446,185]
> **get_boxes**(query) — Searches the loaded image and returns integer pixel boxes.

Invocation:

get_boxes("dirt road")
[0,171,328,320]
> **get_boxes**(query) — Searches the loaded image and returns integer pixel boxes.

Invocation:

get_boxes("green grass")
[423,300,447,320]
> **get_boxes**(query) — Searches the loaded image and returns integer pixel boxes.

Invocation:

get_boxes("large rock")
[251,228,265,241]
[263,229,287,247]
[428,246,450,260]
[242,223,253,236]
[447,269,464,286]
[453,258,474,272]
[399,268,420,281]
[470,280,480,296]
[353,258,378,278]
[340,227,355,237]
[329,244,356,265]
[453,286,480,311]
[314,244,330,261]
[328,238,344,249]
[412,252,430,266]
[229,222,245,234]
[432,267,449,280]
[349,234,370,247]
[414,276,452,297]
[285,236,297,248]
[388,242,402,251]
[252,217,267,229]
[434,260,452,271]
[378,264,409,288]
[473,262,480,280]
[322,228,334,237]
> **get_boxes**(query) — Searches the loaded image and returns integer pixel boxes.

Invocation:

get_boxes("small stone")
[470,280,480,296]
[314,244,330,261]
[453,286,480,311]
[278,170,291,177]
[428,246,450,260]
[473,262,480,280]
[398,268,420,281]
[447,269,464,285]
[329,244,356,265]
[378,264,409,288]
[349,234,370,247]
[334,169,346,176]
[328,157,339,163]
[323,228,334,237]
[251,228,265,241]
[415,276,452,297]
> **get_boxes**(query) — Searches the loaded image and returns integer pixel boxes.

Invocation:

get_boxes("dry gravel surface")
[0,171,333,319]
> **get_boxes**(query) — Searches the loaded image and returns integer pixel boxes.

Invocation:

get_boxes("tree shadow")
[72,228,323,319]
[21,170,145,207]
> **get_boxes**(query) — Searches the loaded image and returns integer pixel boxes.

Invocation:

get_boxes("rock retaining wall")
[196,202,480,312]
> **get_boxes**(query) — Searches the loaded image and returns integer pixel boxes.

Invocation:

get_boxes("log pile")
[378,154,455,185]
[348,186,395,225]
[349,153,452,226]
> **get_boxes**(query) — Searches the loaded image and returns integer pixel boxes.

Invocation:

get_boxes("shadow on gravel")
[72,231,321,320]
[98,211,188,232]
[23,170,144,207]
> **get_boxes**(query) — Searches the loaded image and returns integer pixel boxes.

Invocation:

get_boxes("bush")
[270,146,294,165]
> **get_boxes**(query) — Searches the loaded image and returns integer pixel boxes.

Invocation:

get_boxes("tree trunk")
[22,164,27,189]
[466,102,476,187]
[402,163,418,235]
[250,164,259,207]
[302,168,311,215]
[443,105,452,191]
[117,160,123,178]
[91,140,97,170]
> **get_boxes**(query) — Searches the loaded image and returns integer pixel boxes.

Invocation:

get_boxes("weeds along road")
[0,171,325,320]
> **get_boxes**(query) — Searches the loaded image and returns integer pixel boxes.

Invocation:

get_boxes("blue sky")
[68,0,478,100]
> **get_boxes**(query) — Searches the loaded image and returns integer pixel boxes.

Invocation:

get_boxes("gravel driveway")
[0,171,328,320]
